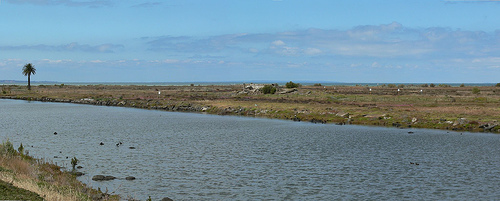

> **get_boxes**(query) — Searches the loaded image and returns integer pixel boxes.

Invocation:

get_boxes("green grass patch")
[0,179,43,201]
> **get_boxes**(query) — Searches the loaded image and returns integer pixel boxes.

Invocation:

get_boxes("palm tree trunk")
[28,74,31,90]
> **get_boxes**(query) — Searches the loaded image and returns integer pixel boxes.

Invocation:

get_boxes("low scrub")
[261,85,277,94]
[285,81,301,88]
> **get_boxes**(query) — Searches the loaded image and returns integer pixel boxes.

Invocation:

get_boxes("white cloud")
[144,22,500,60]
[271,40,286,46]
[304,48,322,55]
[0,42,123,53]
[5,0,113,7]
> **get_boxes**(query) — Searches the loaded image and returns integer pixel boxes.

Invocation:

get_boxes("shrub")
[261,85,276,94]
[285,81,301,88]
[313,83,322,86]
[421,84,428,87]
[472,87,480,95]
[387,84,396,88]
[1,140,16,156]
[460,83,465,87]
[398,84,405,88]
[430,83,435,87]
[496,83,500,87]
[18,143,24,155]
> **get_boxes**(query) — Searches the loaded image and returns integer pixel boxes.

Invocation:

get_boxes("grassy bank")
[0,140,119,200]
[1,83,500,133]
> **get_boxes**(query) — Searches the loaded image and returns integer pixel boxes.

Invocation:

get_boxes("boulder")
[412,117,418,124]
[104,176,116,180]
[73,171,84,176]
[279,88,297,94]
[161,197,174,201]
[453,118,468,126]
[125,176,136,180]
[479,123,498,131]
[92,175,116,181]
[92,175,105,181]
[336,112,349,118]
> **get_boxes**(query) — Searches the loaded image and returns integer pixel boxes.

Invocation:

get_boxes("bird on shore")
[99,142,104,146]
[116,142,123,147]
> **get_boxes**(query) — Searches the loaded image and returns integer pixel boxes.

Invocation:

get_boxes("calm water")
[1,99,500,200]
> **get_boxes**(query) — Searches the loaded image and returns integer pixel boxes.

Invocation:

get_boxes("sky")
[1,0,500,83]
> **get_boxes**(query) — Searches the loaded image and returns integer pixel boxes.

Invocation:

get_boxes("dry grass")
[0,140,120,201]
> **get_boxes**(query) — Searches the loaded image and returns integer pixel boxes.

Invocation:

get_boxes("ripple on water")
[2,99,500,200]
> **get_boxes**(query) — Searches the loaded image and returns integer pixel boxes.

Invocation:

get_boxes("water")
[1,99,500,200]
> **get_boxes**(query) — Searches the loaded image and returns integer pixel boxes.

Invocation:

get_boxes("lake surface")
[1,99,500,200]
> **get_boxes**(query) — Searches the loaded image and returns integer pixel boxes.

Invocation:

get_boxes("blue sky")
[1,0,500,83]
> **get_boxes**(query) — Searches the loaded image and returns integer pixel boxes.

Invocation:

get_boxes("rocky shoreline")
[3,83,500,133]
[2,93,499,134]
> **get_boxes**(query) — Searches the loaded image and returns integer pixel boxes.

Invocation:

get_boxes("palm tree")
[22,63,36,90]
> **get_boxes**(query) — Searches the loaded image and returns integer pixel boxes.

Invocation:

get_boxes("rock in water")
[92,175,116,181]
[125,176,136,180]
[92,175,105,181]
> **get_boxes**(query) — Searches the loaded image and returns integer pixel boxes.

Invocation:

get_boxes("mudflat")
[2,84,499,133]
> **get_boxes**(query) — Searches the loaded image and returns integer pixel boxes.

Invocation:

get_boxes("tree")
[22,63,36,90]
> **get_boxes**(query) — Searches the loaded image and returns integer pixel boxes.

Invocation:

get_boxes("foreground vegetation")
[1,83,500,133]
[0,140,119,200]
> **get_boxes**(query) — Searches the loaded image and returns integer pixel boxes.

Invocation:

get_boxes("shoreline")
[1,84,499,133]
[0,140,119,200]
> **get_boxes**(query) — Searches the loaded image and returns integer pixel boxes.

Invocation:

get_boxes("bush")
[1,140,16,156]
[421,84,428,87]
[398,84,405,88]
[261,85,276,94]
[472,87,480,95]
[496,83,500,87]
[313,83,322,86]
[460,83,465,87]
[430,83,435,87]
[285,81,301,88]
[17,143,24,155]
[387,84,396,88]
